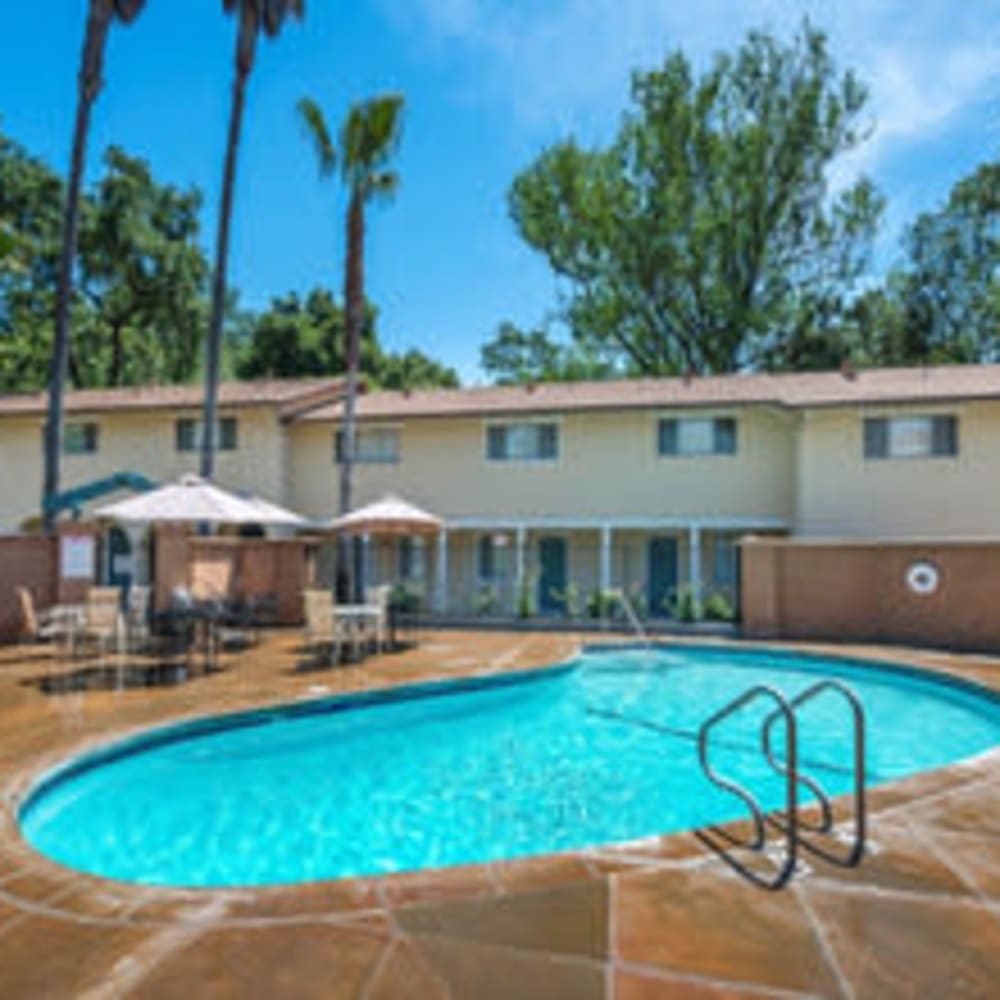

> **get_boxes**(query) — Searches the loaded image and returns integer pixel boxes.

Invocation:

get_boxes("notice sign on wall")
[60,535,95,580]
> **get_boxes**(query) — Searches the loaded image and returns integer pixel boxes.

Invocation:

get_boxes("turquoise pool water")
[20,646,1000,887]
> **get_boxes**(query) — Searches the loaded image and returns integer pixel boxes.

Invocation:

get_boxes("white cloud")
[380,0,999,167]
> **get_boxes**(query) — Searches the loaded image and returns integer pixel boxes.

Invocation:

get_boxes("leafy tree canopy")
[233,288,459,390]
[508,24,883,376]
[0,123,458,394]
[480,322,620,385]
[0,128,209,391]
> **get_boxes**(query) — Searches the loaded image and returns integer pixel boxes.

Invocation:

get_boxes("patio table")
[46,604,86,656]
[333,604,381,659]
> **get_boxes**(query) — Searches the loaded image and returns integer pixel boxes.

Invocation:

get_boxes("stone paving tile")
[799,816,971,898]
[910,826,1000,900]
[220,876,384,921]
[126,921,390,1000]
[902,780,1000,838]
[0,911,156,996]
[394,877,610,960]
[376,861,499,909]
[803,883,1000,998]
[614,967,802,999]
[614,865,842,996]
[406,932,607,1000]
[364,937,450,1000]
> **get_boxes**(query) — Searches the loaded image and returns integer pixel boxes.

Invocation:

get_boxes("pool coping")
[2,634,1000,930]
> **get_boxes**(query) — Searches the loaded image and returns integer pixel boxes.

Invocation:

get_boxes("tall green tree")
[202,0,304,481]
[43,0,146,530]
[480,321,619,384]
[0,132,209,391]
[234,287,457,388]
[893,160,999,362]
[297,93,404,594]
[509,24,883,377]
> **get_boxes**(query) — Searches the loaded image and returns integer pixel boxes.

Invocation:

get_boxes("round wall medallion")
[906,561,940,596]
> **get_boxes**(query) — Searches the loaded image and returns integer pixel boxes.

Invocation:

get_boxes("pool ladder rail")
[695,680,867,891]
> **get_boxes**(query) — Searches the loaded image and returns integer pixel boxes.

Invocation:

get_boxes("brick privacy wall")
[741,538,1000,652]
[187,538,310,625]
[0,536,57,640]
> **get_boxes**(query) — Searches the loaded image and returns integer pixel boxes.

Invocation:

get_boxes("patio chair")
[124,586,152,653]
[365,585,392,652]
[303,589,342,666]
[78,587,124,663]
[15,588,68,646]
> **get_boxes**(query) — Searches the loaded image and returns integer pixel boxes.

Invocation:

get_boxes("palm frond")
[262,0,305,37]
[113,0,146,24]
[297,97,337,177]
[340,94,405,182]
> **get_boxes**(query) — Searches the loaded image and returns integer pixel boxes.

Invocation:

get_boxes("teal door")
[106,526,133,593]
[647,537,679,617]
[537,537,567,614]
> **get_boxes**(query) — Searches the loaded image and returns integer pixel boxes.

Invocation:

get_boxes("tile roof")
[300,364,1000,422]
[0,378,346,418]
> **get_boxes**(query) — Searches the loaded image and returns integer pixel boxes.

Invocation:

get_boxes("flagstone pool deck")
[0,629,997,998]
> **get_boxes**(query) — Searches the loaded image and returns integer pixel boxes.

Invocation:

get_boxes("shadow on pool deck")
[0,630,998,997]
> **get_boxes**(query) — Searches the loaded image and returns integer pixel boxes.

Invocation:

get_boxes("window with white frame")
[658,417,737,456]
[486,422,559,461]
[863,415,958,460]
[176,417,238,452]
[335,427,400,464]
[62,422,99,455]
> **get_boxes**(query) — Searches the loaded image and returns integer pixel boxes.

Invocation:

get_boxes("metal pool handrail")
[695,684,799,891]
[761,679,867,869]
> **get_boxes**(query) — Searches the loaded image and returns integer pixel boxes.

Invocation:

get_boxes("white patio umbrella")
[328,494,442,537]
[96,474,306,528]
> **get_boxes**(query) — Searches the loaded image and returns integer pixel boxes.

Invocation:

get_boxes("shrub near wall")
[741,538,1000,653]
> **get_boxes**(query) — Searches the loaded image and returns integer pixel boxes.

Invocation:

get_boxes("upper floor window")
[863,415,958,460]
[176,417,238,453]
[63,422,99,455]
[335,427,400,465]
[486,422,559,462]
[658,417,737,457]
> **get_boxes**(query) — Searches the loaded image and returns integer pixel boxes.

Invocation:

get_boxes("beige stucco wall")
[795,400,1000,538]
[287,406,796,524]
[0,406,286,532]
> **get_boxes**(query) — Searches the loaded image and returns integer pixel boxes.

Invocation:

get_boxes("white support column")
[124,524,149,587]
[688,524,702,598]
[514,525,527,613]
[360,533,371,598]
[436,529,449,613]
[599,524,612,593]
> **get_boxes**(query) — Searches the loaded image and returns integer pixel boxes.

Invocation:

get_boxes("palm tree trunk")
[42,0,111,531]
[338,191,365,600]
[202,40,252,480]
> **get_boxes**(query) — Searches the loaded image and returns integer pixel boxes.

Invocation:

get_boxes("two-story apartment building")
[1,364,998,616]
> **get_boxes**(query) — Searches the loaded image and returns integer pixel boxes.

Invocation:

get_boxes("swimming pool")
[19,645,1000,888]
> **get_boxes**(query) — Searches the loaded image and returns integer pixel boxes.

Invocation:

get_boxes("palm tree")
[42,0,146,531]
[201,0,304,480]
[298,94,404,597]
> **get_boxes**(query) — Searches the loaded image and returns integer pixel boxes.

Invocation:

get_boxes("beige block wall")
[287,406,796,522]
[795,400,1000,538]
[0,406,286,532]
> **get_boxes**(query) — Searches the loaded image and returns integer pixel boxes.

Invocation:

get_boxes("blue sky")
[0,1,996,382]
